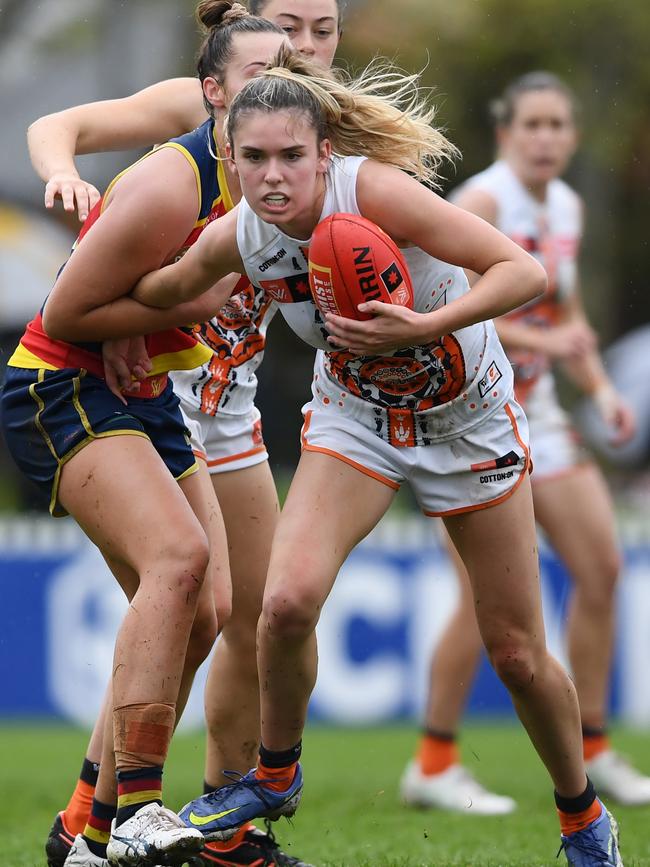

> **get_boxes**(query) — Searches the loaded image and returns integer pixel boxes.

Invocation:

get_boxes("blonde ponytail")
[227,45,459,186]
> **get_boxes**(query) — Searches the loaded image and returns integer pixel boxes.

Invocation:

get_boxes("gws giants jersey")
[453,160,582,403]
[160,120,277,417]
[236,155,514,447]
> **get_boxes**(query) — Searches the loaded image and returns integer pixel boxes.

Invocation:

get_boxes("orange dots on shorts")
[493,391,498,398]
[469,403,476,410]
[338,401,344,407]
[323,397,330,405]
[482,403,489,409]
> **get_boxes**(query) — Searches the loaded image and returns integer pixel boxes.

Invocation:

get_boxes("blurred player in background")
[400,71,650,816]
[28,3,342,866]
[129,47,623,866]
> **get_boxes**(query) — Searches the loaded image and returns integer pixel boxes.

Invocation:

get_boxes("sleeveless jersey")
[236,155,513,446]
[453,159,582,403]
[10,119,276,410]
[163,122,277,417]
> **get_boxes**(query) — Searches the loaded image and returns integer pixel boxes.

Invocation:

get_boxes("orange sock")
[255,760,297,793]
[203,824,250,853]
[558,798,602,836]
[583,733,610,762]
[417,732,460,776]
[63,778,96,836]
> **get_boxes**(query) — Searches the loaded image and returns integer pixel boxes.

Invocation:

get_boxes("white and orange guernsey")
[235,155,531,516]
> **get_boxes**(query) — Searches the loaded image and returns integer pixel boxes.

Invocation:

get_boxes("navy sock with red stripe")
[115,766,163,827]
[83,799,115,858]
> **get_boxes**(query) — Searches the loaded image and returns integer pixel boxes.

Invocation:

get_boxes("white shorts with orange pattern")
[181,403,268,475]
[523,374,589,483]
[300,396,531,517]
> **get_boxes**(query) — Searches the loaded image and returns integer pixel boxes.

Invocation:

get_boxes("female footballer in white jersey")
[400,72,649,818]
[127,49,623,866]
[29,4,341,867]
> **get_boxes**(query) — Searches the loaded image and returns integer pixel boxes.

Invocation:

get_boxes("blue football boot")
[559,801,623,867]
[179,765,303,842]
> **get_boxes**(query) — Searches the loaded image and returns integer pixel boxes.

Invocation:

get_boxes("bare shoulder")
[356,160,429,208]
[101,148,202,244]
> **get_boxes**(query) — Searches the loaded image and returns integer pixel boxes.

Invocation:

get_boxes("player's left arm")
[559,289,635,443]
[327,161,546,352]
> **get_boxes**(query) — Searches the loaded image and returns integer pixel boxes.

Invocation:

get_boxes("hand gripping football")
[308,213,413,321]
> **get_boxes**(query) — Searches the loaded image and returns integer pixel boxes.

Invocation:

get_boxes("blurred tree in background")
[339,0,650,336]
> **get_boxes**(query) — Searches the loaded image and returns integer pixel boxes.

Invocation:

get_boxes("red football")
[308,213,414,321]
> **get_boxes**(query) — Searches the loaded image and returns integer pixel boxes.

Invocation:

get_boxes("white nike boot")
[106,803,203,866]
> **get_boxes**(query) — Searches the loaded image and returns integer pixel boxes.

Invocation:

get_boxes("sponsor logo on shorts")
[478,361,502,398]
[478,469,515,484]
[259,248,287,272]
[470,450,520,473]
[472,450,521,483]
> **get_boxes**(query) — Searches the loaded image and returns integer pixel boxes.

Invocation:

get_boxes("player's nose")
[295,30,316,57]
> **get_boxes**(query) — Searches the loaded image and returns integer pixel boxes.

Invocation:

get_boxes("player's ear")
[317,138,332,173]
[225,142,239,177]
[203,76,226,111]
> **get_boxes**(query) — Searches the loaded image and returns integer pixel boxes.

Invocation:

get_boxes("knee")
[261,584,322,641]
[157,531,211,598]
[596,547,622,596]
[485,634,541,693]
[578,548,622,609]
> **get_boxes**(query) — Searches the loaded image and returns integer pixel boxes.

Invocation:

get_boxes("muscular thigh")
[532,463,619,584]
[443,474,545,645]
[59,435,205,574]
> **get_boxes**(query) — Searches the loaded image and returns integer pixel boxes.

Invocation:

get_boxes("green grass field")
[1,722,649,866]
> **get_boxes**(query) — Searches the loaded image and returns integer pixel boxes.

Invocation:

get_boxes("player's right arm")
[28,78,206,220]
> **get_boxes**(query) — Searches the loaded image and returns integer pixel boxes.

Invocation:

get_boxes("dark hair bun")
[196,0,249,32]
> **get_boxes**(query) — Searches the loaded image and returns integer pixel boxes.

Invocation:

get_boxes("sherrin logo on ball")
[308,213,414,321]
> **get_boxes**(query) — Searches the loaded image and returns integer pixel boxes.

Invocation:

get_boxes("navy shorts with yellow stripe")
[0,366,198,516]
